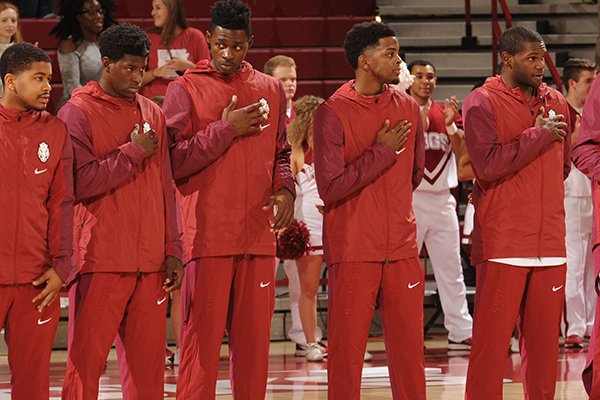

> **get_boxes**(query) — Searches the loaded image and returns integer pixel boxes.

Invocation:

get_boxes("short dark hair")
[98,23,151,61]
[407,60,436,75]
[210,0,252,36]
[343,21,397,70]
[498,25,544,56]
[563,57,596,84]
[0,42,51,85]
[51,0,116,43]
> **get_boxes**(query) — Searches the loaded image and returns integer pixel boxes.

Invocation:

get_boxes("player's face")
[4,61,52,111]
[409,64,436,102]
[77,0,105,35]
[570,69,596,105]
[505,41,546,89]
[271,65,297,101]
[151,0,168,29]
[362,36,402,85]
[103,54,147,99]
[0,7,18,44]
[207,26,252,76]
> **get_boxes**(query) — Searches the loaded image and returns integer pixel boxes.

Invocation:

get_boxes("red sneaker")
[564,335,584,349]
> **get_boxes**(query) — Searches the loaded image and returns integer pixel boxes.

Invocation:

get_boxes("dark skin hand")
[163,255,184,292]
[131,124,159,158]
[221,95,266,137]
[377,119,412,152]
[534,107,568,141]
[32,268,63,312]
[263,188,294,233]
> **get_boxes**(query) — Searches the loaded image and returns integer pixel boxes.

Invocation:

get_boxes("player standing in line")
[313,21,425,399]
[561,58,596,349]
[463,26,570,399]
[163,1,295,398]
[0,42,74,400]
[407,59,473,350]
[60,24,184,400]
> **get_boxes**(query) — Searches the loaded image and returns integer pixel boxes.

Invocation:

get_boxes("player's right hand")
[535,107,567,141]
[377,119,412,152]
[131,124,159,158]
[221,95,266,137]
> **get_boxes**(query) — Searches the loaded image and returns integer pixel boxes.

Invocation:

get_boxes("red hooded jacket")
[163,60,295,259]
[313,81,425,266]
[463,76,570,265]
[58,82,183,274]
[0,105,74,284]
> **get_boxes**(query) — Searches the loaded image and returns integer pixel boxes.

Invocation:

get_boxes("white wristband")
[446,122,458,136]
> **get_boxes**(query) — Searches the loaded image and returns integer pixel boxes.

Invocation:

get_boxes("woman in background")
[0,2,22,94]
[51,0,115,111]
[141,0,209,99]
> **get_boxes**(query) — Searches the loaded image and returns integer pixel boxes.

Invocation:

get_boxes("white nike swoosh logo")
[260,281,271,288]
[259,123,271,131]
[34,168,47,175]
[157,296,167,305]
[37,317,52,325]
[408,282,420,289]
[396,148,406,155]
[552,285,563,292]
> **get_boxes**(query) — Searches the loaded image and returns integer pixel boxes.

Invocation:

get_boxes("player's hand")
[32,268,63,312]
[377,119,412,152]
[221,95,266,137]
[571,114,581,143]
[131,124,159,158]
[163,256,184,292]
[443,96,460,127]
[421,98,431,132]
[535,107,567,141]
[263,189,294,233]
[315,204,325,216]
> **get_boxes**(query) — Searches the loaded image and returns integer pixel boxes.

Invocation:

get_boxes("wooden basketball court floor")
[0,333,590,399]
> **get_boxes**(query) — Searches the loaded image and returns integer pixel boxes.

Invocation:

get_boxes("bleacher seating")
[19,1,375,111]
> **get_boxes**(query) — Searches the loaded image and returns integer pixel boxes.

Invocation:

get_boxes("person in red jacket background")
[0,42,74,400]
[163,1,295,398]
[463,26,570,399]
[59,24,184,400]
[313,21,425,400]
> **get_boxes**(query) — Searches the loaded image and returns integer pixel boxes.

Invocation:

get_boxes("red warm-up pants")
[62,272,167,400]
[0,284,60,400]
[176,256,276,400]
[327,258,425,400]
[582,247,600,399]
[465,261,566,400]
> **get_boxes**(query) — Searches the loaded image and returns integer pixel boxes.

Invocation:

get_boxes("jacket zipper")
[12,114,22,283]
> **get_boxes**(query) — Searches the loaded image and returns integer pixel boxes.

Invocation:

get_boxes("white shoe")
[305,343,324,362]
[364,350,373,361]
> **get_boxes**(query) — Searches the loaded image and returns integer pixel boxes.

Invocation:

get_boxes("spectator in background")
[19,0,54,18]
[50,0,115,111]
[141,0,209,99]
[0,2,22,94]
[264,55,297,122]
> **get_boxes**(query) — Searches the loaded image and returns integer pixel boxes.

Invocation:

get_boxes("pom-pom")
[391,61,415,92]
[276,219,311,260]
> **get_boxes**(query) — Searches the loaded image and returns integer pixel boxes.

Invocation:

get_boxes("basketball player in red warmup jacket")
[313,21,425,400]
[59,24,184,400]
[463,26,570,399]
[0,42,74,400]
[162,1,295,398]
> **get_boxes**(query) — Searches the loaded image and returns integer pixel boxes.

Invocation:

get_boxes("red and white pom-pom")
[276,219,311,260]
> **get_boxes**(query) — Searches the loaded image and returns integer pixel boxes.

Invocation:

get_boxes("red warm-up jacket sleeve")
[158,117,184,261]
[273,84,295,196]
[47,130,75,283]
[573,80,600,181]
[313,104,397,205]
[412,112,425,190]
[463,90,557,182]
[164,81,237,180]
[58,103,147,202]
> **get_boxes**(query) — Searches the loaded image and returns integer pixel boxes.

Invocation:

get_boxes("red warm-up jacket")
[0,104,74,284]
[313,81,425,267]
[463,76,570,265]
[163,60,295,259]
[58,82,183,274]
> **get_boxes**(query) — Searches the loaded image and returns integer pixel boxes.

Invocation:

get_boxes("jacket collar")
[0,102,42,124]
[71,81,139,109]
[335,80,395,105]
[185,59,253,83]
[484,75,548,106]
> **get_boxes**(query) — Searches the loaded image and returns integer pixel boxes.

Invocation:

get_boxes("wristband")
[446,122,458,136]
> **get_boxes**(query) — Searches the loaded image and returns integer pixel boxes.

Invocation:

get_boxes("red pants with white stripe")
[176,256,276,400]
[62,272,167,400]
[0,284,60,400]
[465,261,566,400]
[327,258,425,400]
